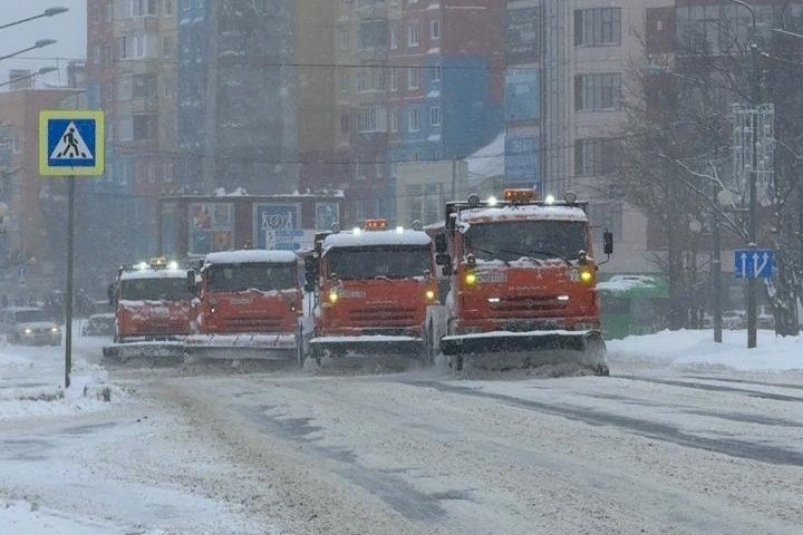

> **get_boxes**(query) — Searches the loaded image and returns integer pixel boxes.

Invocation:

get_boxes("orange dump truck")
[303,220,438,364]
[425,190,612,374]
[184,250,303,362]
[102,258,191,362]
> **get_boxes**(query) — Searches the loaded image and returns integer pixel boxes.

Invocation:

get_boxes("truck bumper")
[309,335,425,357]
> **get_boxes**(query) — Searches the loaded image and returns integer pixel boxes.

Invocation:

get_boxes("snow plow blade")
[309,336,425,357]
[440,330,608,374]
[101,341,185,365]
[183,333,298,362]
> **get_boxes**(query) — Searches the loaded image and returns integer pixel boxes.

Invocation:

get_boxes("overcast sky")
[0,2,86,89]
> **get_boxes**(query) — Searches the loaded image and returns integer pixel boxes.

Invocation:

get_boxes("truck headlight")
[328,291,339,304]
[51,327,59,333]
[465,272,477,287]
[425,290,436,301]
[24,328,33,335]
[580,270,594,284]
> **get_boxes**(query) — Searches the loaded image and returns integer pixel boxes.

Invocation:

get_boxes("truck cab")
[113,258,192,343]
[186,250,302,355]
[429,190,612,374]
[306,219,438,362]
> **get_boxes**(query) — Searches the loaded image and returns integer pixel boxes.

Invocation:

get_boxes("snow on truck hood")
[204,250,298,265]
[323,230,432,251]
[458,205,589,227]
[120,269,186,281]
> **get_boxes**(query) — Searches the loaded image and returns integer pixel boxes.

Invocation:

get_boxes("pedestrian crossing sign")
[39,110,105,176]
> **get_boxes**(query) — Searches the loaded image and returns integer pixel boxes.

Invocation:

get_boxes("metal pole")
[65,175,75,388]
[713,188,723,343]
[747,34,760,349]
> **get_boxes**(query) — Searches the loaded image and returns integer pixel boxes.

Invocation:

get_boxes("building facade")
[177,0,298,196]
[85,0,179,280]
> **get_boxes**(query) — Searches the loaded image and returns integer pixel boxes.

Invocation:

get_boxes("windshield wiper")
[499,248,574,267]
[466,244,511,267]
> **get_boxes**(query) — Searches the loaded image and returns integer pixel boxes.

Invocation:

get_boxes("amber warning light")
[365,219,389,231]
[504,189,537,204]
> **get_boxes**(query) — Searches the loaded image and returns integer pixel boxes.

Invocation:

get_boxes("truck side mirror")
[435,253,451,266]
[304,255,319,291]
[434,234,447,254]
[603,231,614,256]
[186,270,198,293]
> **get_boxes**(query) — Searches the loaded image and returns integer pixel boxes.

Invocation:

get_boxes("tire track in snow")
[403,380,803,466]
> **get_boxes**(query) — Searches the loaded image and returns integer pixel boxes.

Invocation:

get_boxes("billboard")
[505,69,539,123]
[188,202,234,254]
[506,7,540,63]
[505,135,540,189]
[254,203,301,251]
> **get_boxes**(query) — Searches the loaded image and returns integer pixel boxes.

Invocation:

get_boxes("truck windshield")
[121,278,191,301]
[326,246,432,280]
[207,263,297,292]
[464,221,589,263]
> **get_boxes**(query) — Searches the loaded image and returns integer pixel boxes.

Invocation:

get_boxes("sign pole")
[65,174,75,388]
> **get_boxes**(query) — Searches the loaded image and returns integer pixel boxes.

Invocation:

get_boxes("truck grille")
[348,307,417,326]
[488,295,568,318]
[223,317,285,332]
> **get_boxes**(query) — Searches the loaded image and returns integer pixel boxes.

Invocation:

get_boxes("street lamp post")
[728,0,760,348]
[0,39,57,63]
[0,7,69,32]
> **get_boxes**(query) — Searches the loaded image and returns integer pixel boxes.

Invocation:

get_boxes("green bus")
[598,275,669,340]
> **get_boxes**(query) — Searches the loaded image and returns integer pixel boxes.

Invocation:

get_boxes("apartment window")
[163,36,175,58]
[390,26,398,49]
[358,107,378,132]
[408,23,420,47]
[118,36,129,59]
[429,106,441,127]
[131,0,158,16]
[390,69,399,92]
[359,20,387,50]
[164,0,173,15]
[339,72,350,94]
[133,114,156,141]
[339,29,350,51]
[431,65,441,83]
[340,114,351,134]
[575,138,619,176]
[575,73,621,111]
[389,109,399,133]
[430,20,441,40]
[132,74,157,99]
[575,8,621,47]
[118,76,133,100]
[408,109,420,132]
[407,67,419,90]
[119,117,133,141]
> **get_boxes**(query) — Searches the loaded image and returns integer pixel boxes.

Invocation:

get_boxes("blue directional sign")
[39,110,105,176]
[735,249,775,279]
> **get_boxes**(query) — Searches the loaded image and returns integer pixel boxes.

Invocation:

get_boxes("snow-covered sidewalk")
[608,329,803,372]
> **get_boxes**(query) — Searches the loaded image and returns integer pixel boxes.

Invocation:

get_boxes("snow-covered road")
[3,330,803,534]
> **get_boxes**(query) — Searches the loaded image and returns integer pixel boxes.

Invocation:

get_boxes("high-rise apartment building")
[84,0,179,273]
[177,1,298,196]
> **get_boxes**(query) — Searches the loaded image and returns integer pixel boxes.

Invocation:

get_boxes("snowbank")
[0,500,153,535]
[607,329,803,372]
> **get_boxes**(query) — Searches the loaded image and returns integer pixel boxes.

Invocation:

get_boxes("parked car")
[722,309,747,330]
[82,313,115,336]
[0,307,62,346]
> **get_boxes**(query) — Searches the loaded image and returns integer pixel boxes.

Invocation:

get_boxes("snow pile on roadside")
[0,499,162,535]
[0,343,124,420]
[607,329,803,372]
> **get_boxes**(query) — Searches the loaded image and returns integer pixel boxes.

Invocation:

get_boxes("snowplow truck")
[184,250,303,362]
[303,219,439,364]
[425,190,613,375]
[102,258,191,362]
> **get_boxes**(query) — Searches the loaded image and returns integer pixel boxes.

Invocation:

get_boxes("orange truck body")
[307,223,438,359]
[428,191,609,373]
[187,250,302,354]
[113,265,191,343]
